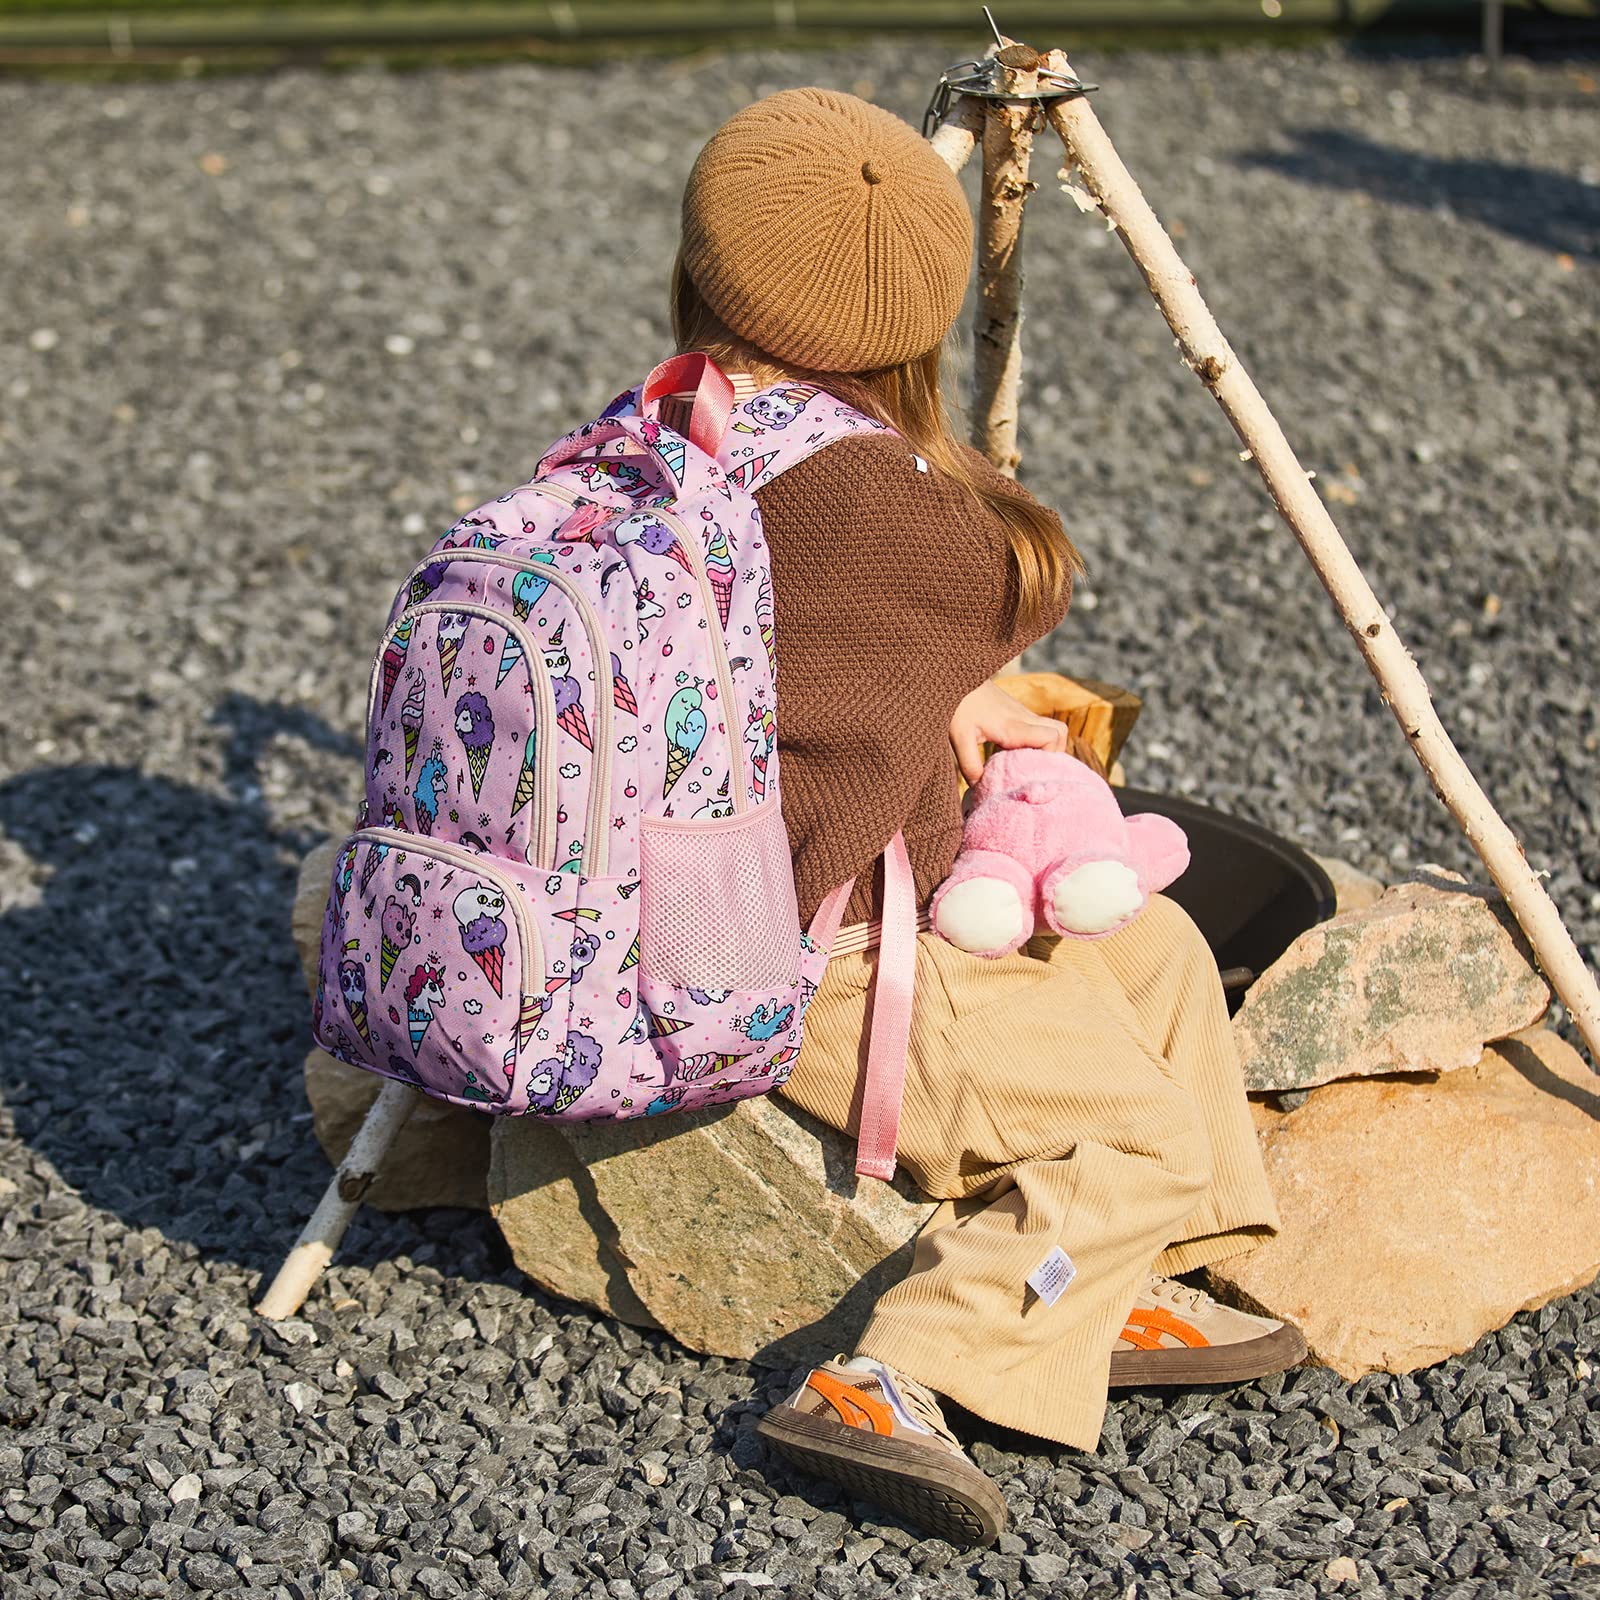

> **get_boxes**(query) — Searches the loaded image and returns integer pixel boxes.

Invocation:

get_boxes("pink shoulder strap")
[715,380,895,494]
[807,833,918,1183]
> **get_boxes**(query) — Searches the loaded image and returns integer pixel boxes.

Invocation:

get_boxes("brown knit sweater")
[754,434,1075,929]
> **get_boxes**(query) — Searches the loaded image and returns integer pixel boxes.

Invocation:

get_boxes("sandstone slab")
[1210,1028,1600,1378]
[1233,875,1549,1092]
[490,1094,934,1367]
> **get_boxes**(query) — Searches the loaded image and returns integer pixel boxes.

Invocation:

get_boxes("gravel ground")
[3,35,1600,1600]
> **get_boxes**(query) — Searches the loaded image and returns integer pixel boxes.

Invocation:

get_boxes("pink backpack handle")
[808,832,918,1183]
[534,413,728,503]
[640,353,735,458]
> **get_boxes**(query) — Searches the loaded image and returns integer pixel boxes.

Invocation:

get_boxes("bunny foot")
[930,851,1035,957]
[1043,858,1146,939]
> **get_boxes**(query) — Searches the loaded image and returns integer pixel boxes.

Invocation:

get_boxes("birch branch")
[256,1078,419,1319]
[971,44,1039,477]
[1041,46,1600,1066]
[929,92,984,174]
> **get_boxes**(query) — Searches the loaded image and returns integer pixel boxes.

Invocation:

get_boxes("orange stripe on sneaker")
[1117,1325,1164,1351]
[1123,1307,1210,1347]
[803,1370,896,1435]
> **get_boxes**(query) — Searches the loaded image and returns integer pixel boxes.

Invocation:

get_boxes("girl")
[665,87,1301,1546]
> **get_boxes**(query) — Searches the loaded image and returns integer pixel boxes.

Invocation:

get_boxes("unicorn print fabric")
[313,356,891,1121]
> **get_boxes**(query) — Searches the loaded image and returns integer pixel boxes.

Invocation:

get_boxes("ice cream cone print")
[619,933,640,972]
[727,451,778,491]
[663,744,691,799]
[454,883,508,999]
[408,1009,430,1055]
[610,653,638,716]
[348,1002,371,1048]
[678,1052,742,1082]
[495,633,523,688]
[510,729,536,821]
[557,700,592,750]
[663,685,706,799]
[403,964,445,1058]
[437,613,468,690]
[379,616,413,714]
[704,525,735,628]
[511,552,555,619]
[645,1007,693,1039]
[380,937,401,989]
[358,840,386,901]
[756,573,777,681]
[653,432,686,483]
[473,945,503,994]
[455,692,495,801]
[400,676,425,776]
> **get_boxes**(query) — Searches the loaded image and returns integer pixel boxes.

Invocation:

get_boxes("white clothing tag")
[911,453,929,473]
[1027,1247,1077,1307]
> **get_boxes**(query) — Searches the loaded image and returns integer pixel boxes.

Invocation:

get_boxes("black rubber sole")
[756,1405,1008,1547]
[1107,1321,1309,1389]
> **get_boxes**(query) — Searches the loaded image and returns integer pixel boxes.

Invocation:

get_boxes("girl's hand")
[949,680,1080,785]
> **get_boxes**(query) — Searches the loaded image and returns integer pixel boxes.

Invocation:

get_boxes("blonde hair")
[670,253,1082,636]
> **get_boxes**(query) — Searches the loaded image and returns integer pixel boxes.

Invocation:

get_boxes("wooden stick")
[1040,46,1600,1066]
[256,1078,419,1319]
[971,43,1040,478]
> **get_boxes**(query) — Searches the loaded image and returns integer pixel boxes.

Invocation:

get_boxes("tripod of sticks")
[256,28,1600,1324]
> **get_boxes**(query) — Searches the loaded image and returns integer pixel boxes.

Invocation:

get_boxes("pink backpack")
[312,355,914,1160]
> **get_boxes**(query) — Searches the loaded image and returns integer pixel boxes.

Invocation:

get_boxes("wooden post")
[256,1078,418,1319]
[971,42,1040,478]
[1040,45,1600,1067]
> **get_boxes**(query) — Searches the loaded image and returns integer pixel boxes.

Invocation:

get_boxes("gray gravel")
[3,36,1600,1600]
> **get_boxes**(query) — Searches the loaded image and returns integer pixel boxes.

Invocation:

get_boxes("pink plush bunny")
[931,748,1191,957]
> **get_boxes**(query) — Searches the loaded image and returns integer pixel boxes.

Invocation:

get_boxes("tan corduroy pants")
[778,894,1280,1450]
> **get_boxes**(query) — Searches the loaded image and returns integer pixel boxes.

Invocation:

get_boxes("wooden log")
[995,670,1142,771]
[1040,45,1600,1067]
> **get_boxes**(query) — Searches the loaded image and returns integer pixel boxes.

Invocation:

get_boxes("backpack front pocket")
[365,603,556,870]
[315,828,549,1111]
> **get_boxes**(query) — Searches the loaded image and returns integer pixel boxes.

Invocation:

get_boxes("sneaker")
[1108,1274,1307,1388]
[756,1355,1008,1546]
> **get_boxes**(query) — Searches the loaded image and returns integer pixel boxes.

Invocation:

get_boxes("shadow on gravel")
[0,693,499,1280]
[1239,127,1600,262]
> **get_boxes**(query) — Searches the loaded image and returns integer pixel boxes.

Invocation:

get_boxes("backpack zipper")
[653,507,748,814]
[393,551,616,877]
[352,825,545,1006]
[366,601,559,872]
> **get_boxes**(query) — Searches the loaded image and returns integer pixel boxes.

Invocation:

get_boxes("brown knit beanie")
[680,88,973,373]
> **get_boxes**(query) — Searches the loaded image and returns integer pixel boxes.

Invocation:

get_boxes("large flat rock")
[490,1094,934,1367]
[1233,875,1550,1093]
[1209,1028,1600,1379]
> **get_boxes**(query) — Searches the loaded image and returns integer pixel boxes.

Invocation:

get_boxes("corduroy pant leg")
[1086,893,1281,1275]
[782,897,1279,1449]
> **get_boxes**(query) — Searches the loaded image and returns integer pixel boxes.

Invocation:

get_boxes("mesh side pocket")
[638,797,802,990]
